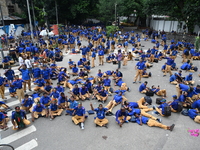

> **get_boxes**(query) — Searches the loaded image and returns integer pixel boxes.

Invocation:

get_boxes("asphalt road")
[0,34,200,150]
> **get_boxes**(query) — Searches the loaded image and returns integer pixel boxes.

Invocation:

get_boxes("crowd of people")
[0,25,200,131]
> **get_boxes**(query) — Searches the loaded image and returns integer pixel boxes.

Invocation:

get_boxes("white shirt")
[25,59,32,68]
[19,57,24,66]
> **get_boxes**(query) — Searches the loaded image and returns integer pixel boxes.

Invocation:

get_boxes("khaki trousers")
[33,110,47,118]
[194,116,200,124]
[13,119,31,130]
[94,118,109,126]
[164,65,172,76]
[137,97,148,109]
[23,80,31,91]
[99,56,104,65]
[141,108,156,120]
[117,116,131,123]
[105,100,117,112]
[72,115,84,124]
[134,70,143,82]
[50,109,63,116]
[16,88,24,102]
[147,119,168,130]
[92,57,95,67]
[0,85,5,99]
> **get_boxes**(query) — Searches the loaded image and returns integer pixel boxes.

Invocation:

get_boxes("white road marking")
[0,125,36,144]
[15,139,38,150]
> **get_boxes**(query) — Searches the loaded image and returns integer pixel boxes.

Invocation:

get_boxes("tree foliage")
[144,0,200,33]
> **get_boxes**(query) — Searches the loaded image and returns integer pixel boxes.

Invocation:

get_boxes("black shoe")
[170,124,175,131]
[29,89,32,91]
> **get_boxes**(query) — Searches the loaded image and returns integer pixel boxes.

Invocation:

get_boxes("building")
[0,0,25,25]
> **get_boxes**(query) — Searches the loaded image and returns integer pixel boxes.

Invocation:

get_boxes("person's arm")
[18,65,22,71]
[90,103,94,111]
[115,111,120,124]
[139,115,143,125]
[31,111,35,122]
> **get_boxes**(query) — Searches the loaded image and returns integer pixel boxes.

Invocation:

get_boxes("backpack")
[177,102,183,112]
[144,96,152,105]
[163,104,171,116]
[181,109,189,116]
[146,90,154,96]
[193,67,198,72]
[148,72,152,77]
[130,116,136,123]
[156,98,163,104]
[184,49,189,56]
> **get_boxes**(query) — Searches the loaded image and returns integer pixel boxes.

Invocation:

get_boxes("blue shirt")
[72,67,78,73]
[128,102,139,109]
[136,62,146,70]
[32,68,41,78]
[5,69,15,80]
[115,110,127,124]
[99,90,108,97]
[0,77,5,86]
[139,83,146,92]
[179,84,189,91]
[74,106,85,116]
[169,99,179,110]
[94,108,108,119]
[34,79,46,87]
[20,69,30,80]
[79,87,88,95]
[0,112,5,122]
[113,94,123,103]
[58,96,66,105]
[41,69,50,79]
[55,86,64,93]
[49,103,58,111]
[50,91,60,98]
[44,85,52,92]
[40,96,51,105]
[68,100,78,109]
[32,104,46,112]
[12,79,24,89]
[188,109,198,119]
[103,79,111,86]
[178,94,186,102]
[158,103,169,115]
[11,110,26,119]
[192,100,200,109]
[136,116,149,124]
[21,98,33,107]
[72,87,80,95]
[166,57,174,66]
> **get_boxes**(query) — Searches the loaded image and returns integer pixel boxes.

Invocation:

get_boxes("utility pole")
[26,0,34,43]
[0,4,5,58]
[115,3,117,26]
[55,0,58,25]
[31,0,38,39]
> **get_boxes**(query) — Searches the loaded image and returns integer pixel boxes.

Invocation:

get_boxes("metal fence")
[166,33,196,43]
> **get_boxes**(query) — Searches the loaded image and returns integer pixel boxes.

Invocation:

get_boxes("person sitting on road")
[134,113,175,131]
[188,109,200,124]
[72,102,87,130]
[0,111,9,130]
[21,94,34,113]
[49,100,63,120]
[31,102,48,122]
[115,107,131,128]
[12,106,30,130]
[90,103,109,128]
[66,96,78,115]
[151,85,167,97]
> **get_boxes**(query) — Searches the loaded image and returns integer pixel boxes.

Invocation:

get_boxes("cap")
[160,99,166,102]
[189,73,193,75]
[172,95,177,98]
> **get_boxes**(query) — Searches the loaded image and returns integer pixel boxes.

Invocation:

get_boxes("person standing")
[12,75,24,102]
[98,49,104,66]
[116,50,122,69]
[25,56,33,77]
[18,54,24,67]
[91,49,96,68]
[133,59,146,83]
[18,65,31,92]
[0,74,7,101]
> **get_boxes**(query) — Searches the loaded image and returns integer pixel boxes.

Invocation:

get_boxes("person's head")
[52,88,56,92]
[43,92,48,97]
[189,73,193,76]
[82,85,86,88]
[71,96,75,101]
[24,94,29,99]
[80,58,82,61]
[116,69,118,73]
[183,91,188,96]
[52,100,57,104]
[119,91,122,96]
[196,85,200,89]
[139,59,143,62]
[120,107,126,112]
[106,76,109,79]
[57,83,60,87]
[124,101,129,106]
[98,104,103,110]
[144,81,148,85]
[78,102,82,108]
[98,82,101,86]
[60,92,65,97]
[22,64,27,69]
[15,106,20,112]
[75,84,78,88]
[37,101,41,106]
[98,69,101,73]
[15,75,19,80]
[160,99,166,104]
[172,95,177,100]
[187,60,190,63]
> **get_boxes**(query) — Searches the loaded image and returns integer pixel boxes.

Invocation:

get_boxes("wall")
[150,19,199,33]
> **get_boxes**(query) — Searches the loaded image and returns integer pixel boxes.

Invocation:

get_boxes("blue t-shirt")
[74,106,85,116]
[94,108,108,119]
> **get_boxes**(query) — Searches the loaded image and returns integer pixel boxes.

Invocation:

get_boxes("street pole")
[55,0,58,25]
[31,0,38,40]
[26,0,34,43]
[115,3,117,26]
[0,4,5,58]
